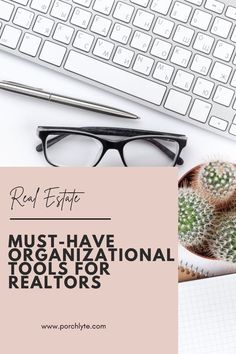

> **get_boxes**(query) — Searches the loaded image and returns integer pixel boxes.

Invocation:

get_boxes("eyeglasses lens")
[45,134,103,167]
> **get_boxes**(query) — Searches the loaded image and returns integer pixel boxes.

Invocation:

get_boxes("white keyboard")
[1,0,236,141]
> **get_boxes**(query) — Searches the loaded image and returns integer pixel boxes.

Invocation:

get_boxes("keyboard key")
[231,72,236,88]
[211,62,232,83]
[171,2,192,23]
[213,86,234,106]
[193,33,214,54]
[170,46,192,67]
[211,17,232,38]
[191,54,212,75]
[113,46,134,67]
[0,0,14,21]
[185,0,203,5]
[70,7,92,29]
[165,89,192,115]
[231,28,236,43]
[130,0,149,7]
[193,77,214,98]
[226,6,236,20]
[173,70,194,91]
[130,31,151,52]
[110,23,131,44]
[209,116,228,131]
[51,0,72,21]
[30,0,51,13]
[0,25,21,48]
[213,41,234,62]
[133,9,154,31]
[153,62,174,83]
[65,51,167,105]
[173,25,194,46]
[11,0,28,4]
[73,0,92,7]
[39,40,66,66]
[113,2,134,23]
[13,8,34,29]
[91,15,111,36]
[93,0,114,15]
[190,99,212,122]
[33,15,54,36]
[73,31,94,52]
[205,0,224,14]
[93,38,114,59]
[150,38,171,60]
[191,9,212,30]
[19,33,41,56]
[150,0,172,15]
[133,54,154,75]
[53,23,74,44]
[153,17,174,39]
[229,124,236,136]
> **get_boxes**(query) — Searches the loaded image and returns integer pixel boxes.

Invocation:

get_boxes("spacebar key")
[64,51,167,105]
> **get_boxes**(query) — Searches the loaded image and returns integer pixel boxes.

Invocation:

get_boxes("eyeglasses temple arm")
[36,133,69,152]
[146,138,183,165]
[78,126,186,139]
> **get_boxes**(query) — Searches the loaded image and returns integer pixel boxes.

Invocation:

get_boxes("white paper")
[179,274,236,354]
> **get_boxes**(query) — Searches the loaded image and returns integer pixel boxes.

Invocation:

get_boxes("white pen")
[0,80,139,119]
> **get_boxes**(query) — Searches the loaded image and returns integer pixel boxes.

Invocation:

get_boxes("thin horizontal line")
[10,217,111,221]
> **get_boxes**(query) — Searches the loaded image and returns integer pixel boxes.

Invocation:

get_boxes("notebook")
[179,274,236,354]
[179,244,236,282]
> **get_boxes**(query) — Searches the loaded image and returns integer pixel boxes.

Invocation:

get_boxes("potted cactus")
[179,160,236,263]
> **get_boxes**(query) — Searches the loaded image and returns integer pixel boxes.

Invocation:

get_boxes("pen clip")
[2,80,44,92]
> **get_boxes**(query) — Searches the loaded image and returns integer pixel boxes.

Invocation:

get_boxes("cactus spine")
[178,188,215,248]
[209,213,236,263]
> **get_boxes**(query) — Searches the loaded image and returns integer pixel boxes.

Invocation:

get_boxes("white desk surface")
[0,50,235,173]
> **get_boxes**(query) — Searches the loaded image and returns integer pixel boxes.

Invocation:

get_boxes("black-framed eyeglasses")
[36,126,187,167]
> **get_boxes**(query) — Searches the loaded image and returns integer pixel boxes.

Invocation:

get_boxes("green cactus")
[209,213,236,263]
[178,188,215,248]
[195,161,236,207]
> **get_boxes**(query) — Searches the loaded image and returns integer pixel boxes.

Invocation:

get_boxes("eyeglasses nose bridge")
[99,141,127,166]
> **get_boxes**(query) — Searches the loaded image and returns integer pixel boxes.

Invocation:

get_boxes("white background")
[0,50,235,174]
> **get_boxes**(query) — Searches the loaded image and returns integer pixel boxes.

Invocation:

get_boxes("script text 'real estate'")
[9,186,85,211]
